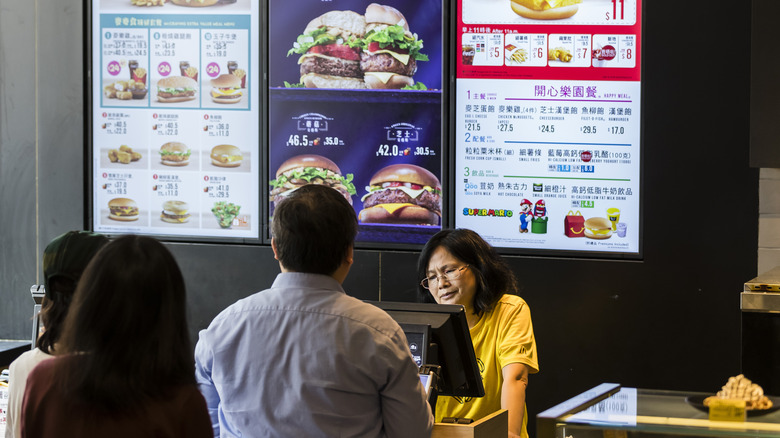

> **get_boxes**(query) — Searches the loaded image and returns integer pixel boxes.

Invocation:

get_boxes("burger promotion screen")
[454,0,642,256]
[267,0,445,246]
[88,0,261,241]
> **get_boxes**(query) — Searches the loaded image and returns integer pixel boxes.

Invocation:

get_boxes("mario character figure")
[519,199,533,233]
[532,199,548,234]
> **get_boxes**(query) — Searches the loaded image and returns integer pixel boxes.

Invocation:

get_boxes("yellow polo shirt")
[435,294,539,438]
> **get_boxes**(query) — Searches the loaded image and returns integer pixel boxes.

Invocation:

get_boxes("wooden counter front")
[431,409,508,438]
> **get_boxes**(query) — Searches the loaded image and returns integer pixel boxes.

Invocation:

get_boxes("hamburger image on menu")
[156,76,197,103]
[360,3,428,89]
[210,144,243,167]
[584,217,612,239]
[160,200,191,224]
[108,198,139,222]
[269,154,357,207]
[509,0,581,19]
[358,164,441,225]
[287,10,368,89]
[159,142,192,166]
[210,74,243,104]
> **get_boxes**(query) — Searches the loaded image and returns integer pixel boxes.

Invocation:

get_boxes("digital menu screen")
[89,0,260,241]
[267,0,445,247]
[454,0,642,255]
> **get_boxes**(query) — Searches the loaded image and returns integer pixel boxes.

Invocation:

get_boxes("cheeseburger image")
[270,154,357,207]
[160,200,191,224]
[210,74,242,104]
[156,76,197,103]
[159,142,191,166]
[360,3,428,89]
[108,198,139,222]
[287,10,367,89]
[358,164,441,225]
[170,0,218,6]
[584,217,612,239]
[210,144,243,167]
[510,0,581,19]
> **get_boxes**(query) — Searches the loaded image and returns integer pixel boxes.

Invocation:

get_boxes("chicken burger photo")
[108,198,139,222]
[269,154,357,207]
[156,76,197,103]
[210,144,243,167]
[159,142,191,166]
[584,217,613,239]
[360,3,428,89]
[510,0,581,19]
[160,200,191,224]
[358,164,441,225]
[287,10,367,89]
[210,74,242,104]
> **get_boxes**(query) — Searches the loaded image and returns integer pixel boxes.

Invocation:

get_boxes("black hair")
[271,184,358,275]
[56,235,195,411]
[417,228,518,317]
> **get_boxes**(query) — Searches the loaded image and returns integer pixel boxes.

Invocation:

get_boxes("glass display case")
[538,383,780,438]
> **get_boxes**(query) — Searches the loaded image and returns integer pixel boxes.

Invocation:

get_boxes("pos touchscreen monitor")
[367,301,484,398]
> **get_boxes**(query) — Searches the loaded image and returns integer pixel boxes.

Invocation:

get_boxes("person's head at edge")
[55,234,194,410]
[38,230,109,354]
[271,184,358,282]
[417,228,518,320]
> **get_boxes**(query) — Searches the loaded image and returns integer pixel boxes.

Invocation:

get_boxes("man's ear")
[271,238,279,261]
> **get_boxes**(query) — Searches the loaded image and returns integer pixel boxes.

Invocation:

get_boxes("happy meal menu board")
[454,0,642,255]
[89,0,260,240]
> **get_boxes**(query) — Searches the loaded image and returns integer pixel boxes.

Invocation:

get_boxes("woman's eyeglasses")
[420,265,469,290]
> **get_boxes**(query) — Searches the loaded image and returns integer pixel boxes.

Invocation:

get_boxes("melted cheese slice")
[376,203,413,214]
[368,50,410,65]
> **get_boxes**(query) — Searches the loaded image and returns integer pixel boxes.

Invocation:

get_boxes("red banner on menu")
[454,0,642,255]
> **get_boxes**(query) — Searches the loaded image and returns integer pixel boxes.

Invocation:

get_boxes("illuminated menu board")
[90,0,260,240]
[454,0,642,255]
[268,0,444,246]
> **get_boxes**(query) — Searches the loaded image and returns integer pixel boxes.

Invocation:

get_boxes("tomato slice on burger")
[308,43,361,61]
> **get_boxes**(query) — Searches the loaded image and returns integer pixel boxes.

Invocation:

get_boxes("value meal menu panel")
[268,0,444,246]
[454,0,641,255]
[90,0,260,240]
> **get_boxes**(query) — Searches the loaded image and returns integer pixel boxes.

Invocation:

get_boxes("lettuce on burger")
[360,3,428,89]
[287,11,367,89]
[270,154,357,206]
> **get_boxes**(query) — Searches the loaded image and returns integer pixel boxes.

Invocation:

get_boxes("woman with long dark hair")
[5,231,108,438]
[21,235,212,438]
[417,228,539,438]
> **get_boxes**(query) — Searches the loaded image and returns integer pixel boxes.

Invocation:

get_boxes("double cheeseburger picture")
[108,198,139,222]
[270,154,357,207]
[359,164,441,225]
[287,3,428,89]
[510,0,581,20]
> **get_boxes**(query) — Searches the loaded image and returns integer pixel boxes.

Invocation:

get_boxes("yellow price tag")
[708,399,746,422]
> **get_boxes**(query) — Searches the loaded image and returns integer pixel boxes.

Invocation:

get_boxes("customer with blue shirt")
[194,184,434,438]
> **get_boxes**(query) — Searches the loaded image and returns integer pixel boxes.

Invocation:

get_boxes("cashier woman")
[417,228,539,438]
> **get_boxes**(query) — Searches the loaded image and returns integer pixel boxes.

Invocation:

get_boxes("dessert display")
[703,374,773,410]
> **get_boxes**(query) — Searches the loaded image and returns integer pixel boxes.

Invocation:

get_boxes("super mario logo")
[462,208,513,218]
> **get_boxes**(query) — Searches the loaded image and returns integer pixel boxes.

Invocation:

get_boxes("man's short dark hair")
[271,184,358,275]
